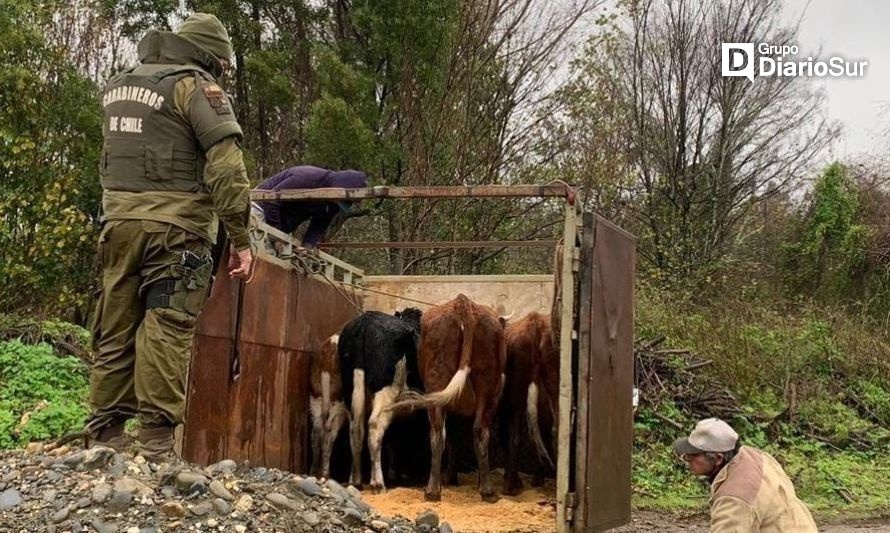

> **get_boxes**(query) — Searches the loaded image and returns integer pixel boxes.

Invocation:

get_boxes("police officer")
[86,13,253,462]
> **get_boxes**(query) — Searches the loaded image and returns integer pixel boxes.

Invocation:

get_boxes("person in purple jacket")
[253,165,368,247]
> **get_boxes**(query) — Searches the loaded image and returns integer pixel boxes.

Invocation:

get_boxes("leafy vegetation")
[633,282,890,517]
[0,340,89,448]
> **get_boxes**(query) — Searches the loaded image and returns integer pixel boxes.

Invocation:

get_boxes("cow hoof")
[424,491,442,502]
[481,492,500,503]
[502,482,522,496]
[369,483,386,494]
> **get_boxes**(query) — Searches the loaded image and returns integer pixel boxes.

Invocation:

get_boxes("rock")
[206,518,219,527]
[107,463,126,477]
[212,498,230,515]
[266,492,298,511]
[51,506,70,523]
[208,479,234,501]
[353,497,372,513]
[42,489,58,503]
[294,478,321,497]
[91,482,112,504]
[126,528,139,533]
[371,520,390,531]
[302,511,320,526]
[79,447,115,471]
[53,499,67,511]
[45,470,61,482]
[90,519,116,533]
[234,526,247,533]
[207,459,238,476]
[0,489,23,510]
[138,528,158,533]
[160,501,187,518]
[190,501,214,516]
[75,496,92,509]
[415,509,440,527]
[233,494,253,512]
[343,508,364,527]
[105,489,133,512]
[440,522,454,533]
[1,470,20,483]
[175,472,208,494]
[113,477,152,497]
[347,485,363,500]
[63,451,86,467]
[50,445,71,456]
[25,442,44,454]
[324,479,350,500]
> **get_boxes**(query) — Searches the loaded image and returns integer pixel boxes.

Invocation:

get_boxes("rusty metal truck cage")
[182,184,635,532]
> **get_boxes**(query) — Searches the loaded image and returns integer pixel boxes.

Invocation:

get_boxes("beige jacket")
[710,446,817,533]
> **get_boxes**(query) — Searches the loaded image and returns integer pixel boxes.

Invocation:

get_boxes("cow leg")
[309,396,323,477]
[425,407,445,502]
[474,398,499,503]
[502,408,523,496]
[349,369,366,487]
[368,383,400,493]
[322,401,348,479]
[444,436,459,486]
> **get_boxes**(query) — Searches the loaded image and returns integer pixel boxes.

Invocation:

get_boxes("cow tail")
[527,381,555,470]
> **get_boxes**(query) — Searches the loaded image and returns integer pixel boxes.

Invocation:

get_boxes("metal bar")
[318,240,559,249]
[557,201,578,533]
[252,221,365,278]
[250,184,572,201]
[573,212,596,530]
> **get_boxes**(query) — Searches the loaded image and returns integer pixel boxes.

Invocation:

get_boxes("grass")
[633,283,890,519]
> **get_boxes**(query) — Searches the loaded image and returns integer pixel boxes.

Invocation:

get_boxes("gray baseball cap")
[673,418,739,454]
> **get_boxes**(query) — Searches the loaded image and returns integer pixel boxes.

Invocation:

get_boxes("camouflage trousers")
[86,219,213,435]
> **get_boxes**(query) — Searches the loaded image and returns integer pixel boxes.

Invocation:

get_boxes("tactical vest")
[100,64,213,193]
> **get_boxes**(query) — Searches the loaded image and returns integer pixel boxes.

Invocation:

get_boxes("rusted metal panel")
[183,257,361,473]
[574,214,635,531]
[251,184,572,201]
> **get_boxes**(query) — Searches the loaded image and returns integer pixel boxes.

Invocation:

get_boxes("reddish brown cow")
[394,294,506,503]
[502,311,560,495]
[309,334,348,478]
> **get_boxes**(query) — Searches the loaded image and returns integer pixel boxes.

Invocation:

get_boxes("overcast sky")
[783,0,889,158]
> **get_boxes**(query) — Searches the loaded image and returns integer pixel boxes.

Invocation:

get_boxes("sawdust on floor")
[363,472,557,533]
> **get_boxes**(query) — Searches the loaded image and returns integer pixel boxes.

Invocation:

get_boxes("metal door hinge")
[565,492,577,522]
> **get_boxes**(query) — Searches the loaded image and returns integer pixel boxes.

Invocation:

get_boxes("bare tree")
[568,0,836,275]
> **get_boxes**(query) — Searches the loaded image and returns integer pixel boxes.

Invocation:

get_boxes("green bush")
[0,340,88,448]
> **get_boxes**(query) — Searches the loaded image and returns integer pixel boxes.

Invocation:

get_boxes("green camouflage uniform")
[87,14,250,457]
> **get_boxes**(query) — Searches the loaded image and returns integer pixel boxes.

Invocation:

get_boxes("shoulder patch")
[202,84,232,115]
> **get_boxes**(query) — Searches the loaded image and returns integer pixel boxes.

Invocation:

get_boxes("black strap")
[144,279,178,309]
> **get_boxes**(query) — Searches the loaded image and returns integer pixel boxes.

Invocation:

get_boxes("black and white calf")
[338,308,423,492]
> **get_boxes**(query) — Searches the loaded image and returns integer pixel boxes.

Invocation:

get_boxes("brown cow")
[309,334,348,478]
[393,294,506,503]
[502,311,560,495]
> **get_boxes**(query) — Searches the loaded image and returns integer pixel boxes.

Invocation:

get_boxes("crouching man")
[674,418,817,533]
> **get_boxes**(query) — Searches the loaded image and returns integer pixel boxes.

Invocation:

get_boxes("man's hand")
[228,246,253,279]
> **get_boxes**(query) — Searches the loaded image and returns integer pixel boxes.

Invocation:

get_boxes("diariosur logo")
[721,43,868,83]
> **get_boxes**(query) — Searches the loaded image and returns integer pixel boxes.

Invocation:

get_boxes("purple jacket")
[255,166,367,245]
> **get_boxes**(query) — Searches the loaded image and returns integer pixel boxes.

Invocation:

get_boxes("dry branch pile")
[635,335,742,425]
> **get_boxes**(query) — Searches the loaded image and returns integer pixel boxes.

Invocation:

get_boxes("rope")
[339,283,437,307]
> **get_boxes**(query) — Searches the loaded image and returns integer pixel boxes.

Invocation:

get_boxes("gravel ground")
[0,442,450,532]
